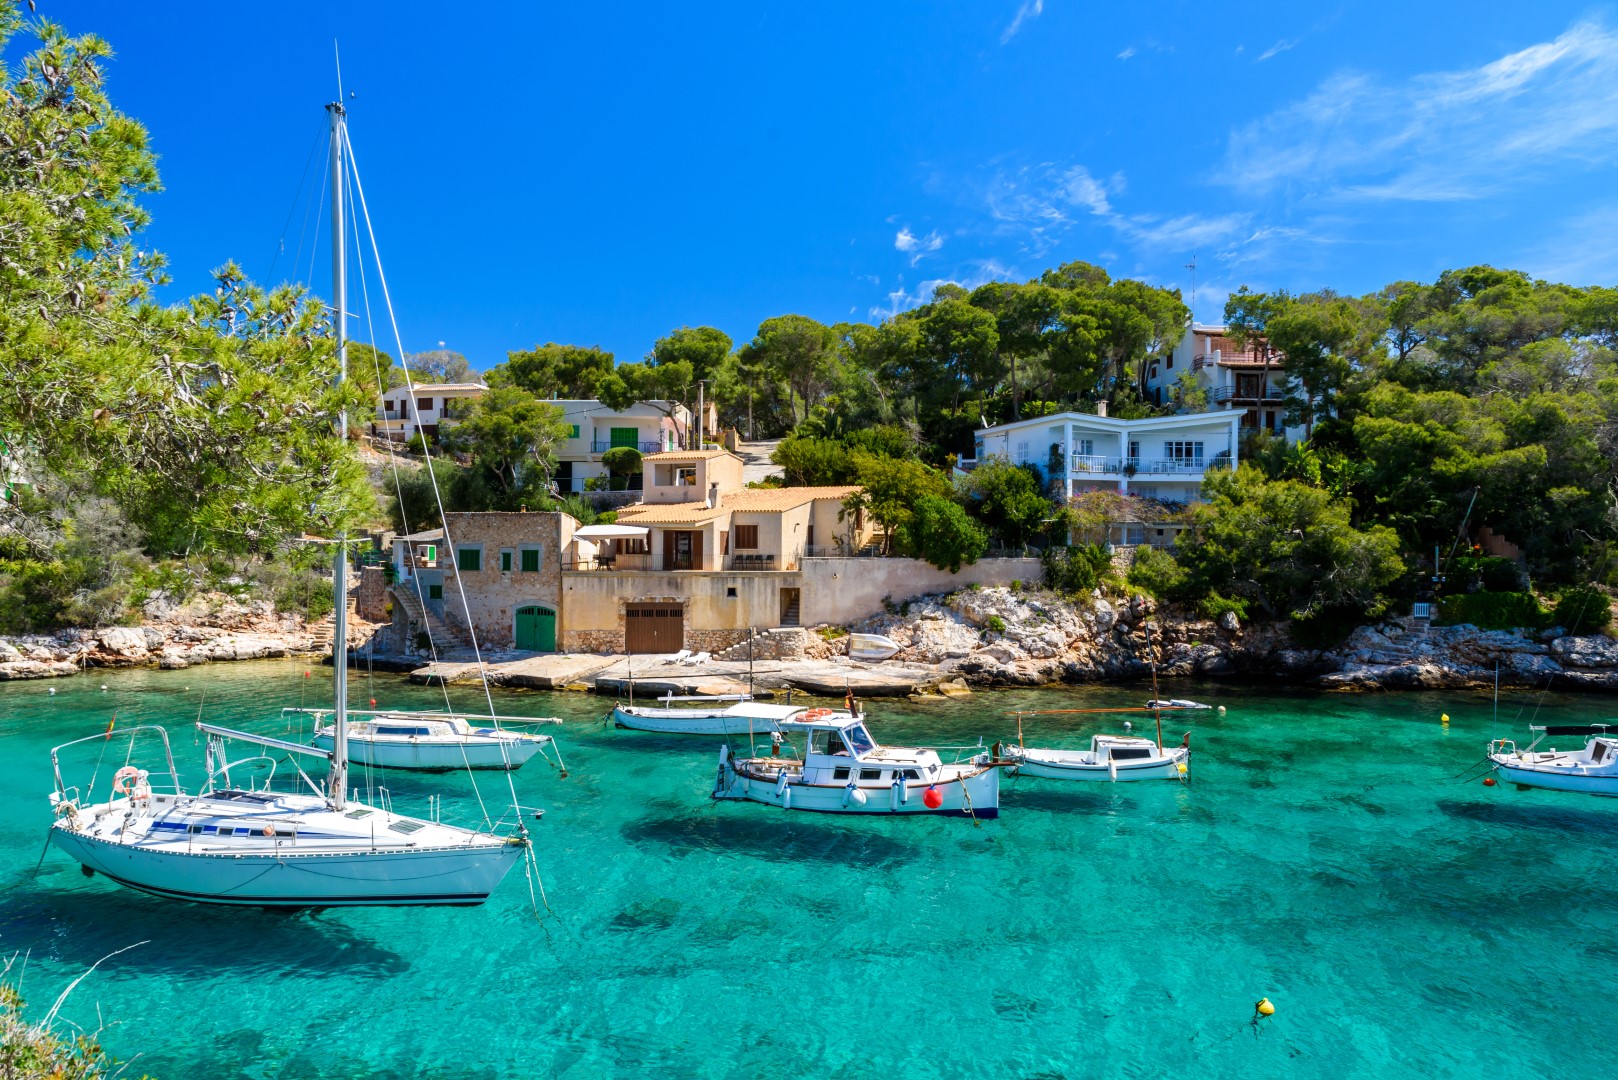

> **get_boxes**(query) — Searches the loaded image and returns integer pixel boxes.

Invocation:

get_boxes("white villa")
[973,405,1240,504]
[374,382,488,442]
[551,399,692,494]
[1142,323,1304,440]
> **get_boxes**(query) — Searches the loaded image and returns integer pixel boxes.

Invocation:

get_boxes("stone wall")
[440,511,576,648]
[356,566,391,622]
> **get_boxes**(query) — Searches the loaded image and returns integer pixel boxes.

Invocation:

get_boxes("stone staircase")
[306,594,358,653]
[714,627,809,661]
[389,583,469,652]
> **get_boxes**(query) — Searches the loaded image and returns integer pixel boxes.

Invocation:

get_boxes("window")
[1075,438,1094,457]
[734,525,758,549]
[675,467,697,486]
[1128,440,1140,462]
[832,766,850,780]
[520,546,541,572]
[568,424,581,438]
[500,549,513,573]
[845,725,875,754]
[1164,441,1205,465]
[859,768,883,780]
[1167,353,1174,369]
[726,586,737,598]
[457,546,482,572]
[417,397,433,411]
[428,583,443,600]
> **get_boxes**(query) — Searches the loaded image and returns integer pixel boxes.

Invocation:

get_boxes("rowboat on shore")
[1488,723,1618,796]
[848,633,902,662]
[713,714,1002,817]
[613,699,857,737]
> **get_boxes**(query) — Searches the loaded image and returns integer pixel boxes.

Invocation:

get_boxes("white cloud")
[1224,19,1618,201]
[1117,45,1136,61]
[1001,0,1044,45]
[894,226,944,266]
[1257,38,1299,62]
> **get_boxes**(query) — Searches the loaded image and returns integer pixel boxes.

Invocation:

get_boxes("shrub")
[1041,544,1111,596]
[1009,579,1022,593]
[405,433,429,455]
[1452,555,1522,592]
[1126,546,1186,599]
[1553,585,1613,635]
[1,979,128,1080]
[897,495,989,573]
[1200,591,1248,622]
[1437,590,1548,631]
[986,615,1006,633]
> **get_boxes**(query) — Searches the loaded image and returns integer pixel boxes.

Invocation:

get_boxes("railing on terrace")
[804,544,887,558]
[1129,457,1232,476]
[1209,385,1284,403]
[727,553,782,571]
[591,439,664,454]
[564,552,652,572]
[1070,454,1117,474]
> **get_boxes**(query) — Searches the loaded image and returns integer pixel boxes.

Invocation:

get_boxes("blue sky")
[42,1,1618,374]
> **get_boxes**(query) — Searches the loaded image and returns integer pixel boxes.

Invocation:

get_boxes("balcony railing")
[1070,454,1118,474]
[1209,385,1284,403]
[1071,457,1233,477]
[727,553,780,571]
[591,439,663,454]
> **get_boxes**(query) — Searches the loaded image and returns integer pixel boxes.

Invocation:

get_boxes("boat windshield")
[842,724,875,756]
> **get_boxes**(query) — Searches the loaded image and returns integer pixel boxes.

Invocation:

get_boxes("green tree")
[406,349,476,383]
[772,436,857,486]
[841,452,952,554]
[491,343,614,399]
[601,445,643,490]
[739,315,839,430]
[958,456,1051,547]
[440,387,571,507]
[898,494,988,572]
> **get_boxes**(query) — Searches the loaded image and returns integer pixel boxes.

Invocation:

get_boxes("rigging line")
[267,116,327,285]
[290,136,331,295]
[341,159,452,711]
[343,130,524,824]
[306,172,329,304]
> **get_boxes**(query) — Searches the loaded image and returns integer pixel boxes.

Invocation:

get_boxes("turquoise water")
[2,661,1616,1079]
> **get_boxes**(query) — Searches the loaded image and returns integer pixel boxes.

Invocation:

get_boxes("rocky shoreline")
[4,585,1615,695]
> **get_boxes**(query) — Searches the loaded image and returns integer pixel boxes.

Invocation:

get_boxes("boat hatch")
[1108,746,1155,761]
[213,791,277,803]
[389,819,427,835]
[344,808,375,819]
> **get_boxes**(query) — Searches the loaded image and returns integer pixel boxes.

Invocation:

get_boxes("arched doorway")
[514,605,556,652]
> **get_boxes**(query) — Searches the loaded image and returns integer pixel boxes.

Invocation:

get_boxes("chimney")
[1096,401,1108,418]
[707,482,719,510]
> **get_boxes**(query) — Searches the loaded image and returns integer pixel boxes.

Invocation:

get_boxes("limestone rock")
[1550,635,1618,670]
[96,627,150,659]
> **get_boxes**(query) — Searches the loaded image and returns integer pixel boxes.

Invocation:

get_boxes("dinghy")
[713,714,1001,817]
[613,700,856,737]
[1489,723,1618,796]
[848,633,902,662]
[1144,698,1211,710]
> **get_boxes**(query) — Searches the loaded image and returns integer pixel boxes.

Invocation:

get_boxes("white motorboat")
[42,103,532,907]
[613,700,856,737]
[713,714,1001,817]
[304,708,562,771]
[1145,698,1210,710]
[1004,734,1190,782]
[848,633,902,662]
[1488,723,1618,796]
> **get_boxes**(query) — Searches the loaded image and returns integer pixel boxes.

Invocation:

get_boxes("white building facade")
[374,382,489,442]
[551,400,690,494]
[1142,324,1305,440]
[974,408,1241,504]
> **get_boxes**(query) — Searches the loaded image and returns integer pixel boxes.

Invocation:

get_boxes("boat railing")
[920,741,992,765]
[50,724,182,806]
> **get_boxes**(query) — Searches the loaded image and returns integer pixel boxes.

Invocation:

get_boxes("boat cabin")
[1090,735,1164,762]
[776,717,945,785]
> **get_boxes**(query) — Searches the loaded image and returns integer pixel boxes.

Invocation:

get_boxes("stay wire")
[267,116,327,285]
[342,129,523,827]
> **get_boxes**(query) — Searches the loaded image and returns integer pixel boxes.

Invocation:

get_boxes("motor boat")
[1488,723,1618,796]
[1003,733,1190,782]
[848,633,902,662]
[613,699,857,737]
[713,714,1001,817]
[305,709,562,771]
[1144,698,1210,710]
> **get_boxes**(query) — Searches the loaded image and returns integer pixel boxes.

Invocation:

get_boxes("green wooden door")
[609,427,639,449]
[514,605,556,651]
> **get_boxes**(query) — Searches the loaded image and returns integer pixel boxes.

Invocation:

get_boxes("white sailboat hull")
[310,730,545,771]
[1489,755,1618,797]
[713,761,1000,817]
[613,705,780,736]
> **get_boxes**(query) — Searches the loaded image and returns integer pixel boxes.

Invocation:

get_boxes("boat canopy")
[721,703,822,721]
[573,524,651,540]
[1535,724,1618,737]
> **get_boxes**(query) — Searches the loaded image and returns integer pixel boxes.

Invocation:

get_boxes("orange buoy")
[1483,777,1497,787]
[369,698,377,706]
[922,787,943,810]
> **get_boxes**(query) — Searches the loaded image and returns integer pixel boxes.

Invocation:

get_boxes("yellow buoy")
[1441,713,1450,725]
[1255,997,1276,1017]
[1177,762,1188,774]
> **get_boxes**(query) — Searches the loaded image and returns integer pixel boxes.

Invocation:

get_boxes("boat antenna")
[325,97,349,812]
[1147,621,1163,751]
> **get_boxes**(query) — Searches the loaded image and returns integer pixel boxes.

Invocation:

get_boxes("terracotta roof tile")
[642,448,738,461]
[614,501,726,524]
[722,486,862,512]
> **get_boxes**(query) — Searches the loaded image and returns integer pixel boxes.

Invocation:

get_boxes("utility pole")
[695,379,706,450]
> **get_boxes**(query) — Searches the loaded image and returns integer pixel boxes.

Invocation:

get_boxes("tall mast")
[327,99,349,810]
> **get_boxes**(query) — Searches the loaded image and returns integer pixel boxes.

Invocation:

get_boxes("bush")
[1,979,128,1080]
[898,495,988,573]
[405,433,429,455]
[1126,546,1186,599]
[1553,585,1613,635]
[1452,555,1522,592]
[1041,544,1111,596]
[986,615,1006,633]
[1199,591,1248,622]
[1437,590,1548,631]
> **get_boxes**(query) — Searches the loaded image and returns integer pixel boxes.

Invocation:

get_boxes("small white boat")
[613,700,856,737]
[1004,734,1190,782]
[848,633,902,662]
[1489,724,1618,796]
[713,714,1001,817]
[1145,698,1210,710]
[305,709,562,771]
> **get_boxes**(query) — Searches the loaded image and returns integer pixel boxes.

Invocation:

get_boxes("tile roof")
[642,448,738,461]
[613,485,862,524]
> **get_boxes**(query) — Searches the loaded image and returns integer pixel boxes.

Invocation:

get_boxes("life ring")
[802,708,833,720]
[113,765,140,797]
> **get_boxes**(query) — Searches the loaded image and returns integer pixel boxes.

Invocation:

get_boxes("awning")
[573,524,651,540]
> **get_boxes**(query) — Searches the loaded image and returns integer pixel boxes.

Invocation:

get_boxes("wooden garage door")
[625,603,684,654]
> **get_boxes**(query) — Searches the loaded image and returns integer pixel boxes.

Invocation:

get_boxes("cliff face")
[839,586,1618,693]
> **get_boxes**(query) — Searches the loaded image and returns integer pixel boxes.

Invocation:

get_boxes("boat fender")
[113,765,140,797]
[1255,997,1275,1018]
[922,786,943,810]
[890,779,902,812]
[775,772,790,798]
[781,783,791,809]
[1217,705,1226,715]
[843,783,867,808]
[1107,758,1117,781]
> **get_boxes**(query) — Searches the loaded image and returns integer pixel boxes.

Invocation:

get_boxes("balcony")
[727,553,781,571]
[1071,457,1233,478]
[1070,454,1119,475]
[591,439,663,454]
[1209,386,1284,404]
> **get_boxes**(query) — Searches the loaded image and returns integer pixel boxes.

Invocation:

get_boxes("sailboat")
[304,708,560,771]
[42,101,530,906]
[1488,722,1618,796]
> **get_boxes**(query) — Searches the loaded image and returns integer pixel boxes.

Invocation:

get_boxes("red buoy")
[1483,777,1497,787]
[923,787,943,810]
[369,698,377,707]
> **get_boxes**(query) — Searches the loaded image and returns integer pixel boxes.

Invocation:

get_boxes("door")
[514,605,556,651]
[664,530,700,570]
[626,603,684,653]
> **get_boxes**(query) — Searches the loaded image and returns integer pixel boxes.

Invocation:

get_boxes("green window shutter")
[569,424,581,438]
[610,427,638,449]
[500,549,513,572]
[458,547,481,572]
[521,547,540,572]
[428,583,443,600]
